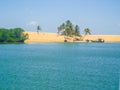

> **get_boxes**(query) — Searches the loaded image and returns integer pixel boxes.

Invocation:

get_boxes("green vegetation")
[57,20,81,37]
[37,25,41,33]
[0,28,28,43]
[58,20,92,42]
[58,20,92,37]
[84,28,91,35]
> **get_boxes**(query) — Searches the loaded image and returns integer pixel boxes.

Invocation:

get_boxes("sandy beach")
[24,32,66,43]
[24,32,120,43]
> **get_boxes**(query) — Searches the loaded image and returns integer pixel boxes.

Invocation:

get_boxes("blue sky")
[0,0,120,34]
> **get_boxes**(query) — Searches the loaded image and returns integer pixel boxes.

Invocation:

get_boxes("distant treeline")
[0,28,28,43]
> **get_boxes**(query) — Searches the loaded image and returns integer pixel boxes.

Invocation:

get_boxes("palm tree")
[74,25,82,41]
[65,20,74,36]
[61,23,66,32]
[75,25,80,36]
[57,27,61,35]
[84,28,91,35]
[57,23,66,35]
[66,20,71,27]
[58,20,81,41]
[37,25,41,33]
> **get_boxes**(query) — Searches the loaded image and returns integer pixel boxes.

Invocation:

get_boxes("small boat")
[86,38,104,43]
[91,38,104,43]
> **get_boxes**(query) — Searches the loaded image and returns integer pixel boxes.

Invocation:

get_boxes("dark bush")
[0,28,28,43]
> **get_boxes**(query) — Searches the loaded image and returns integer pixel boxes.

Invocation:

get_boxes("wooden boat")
[91,38,104,43]
[86,38,104,43]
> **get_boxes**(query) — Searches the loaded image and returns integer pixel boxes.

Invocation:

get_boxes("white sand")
[24,32,120,43]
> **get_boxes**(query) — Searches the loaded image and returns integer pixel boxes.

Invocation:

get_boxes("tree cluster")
[0,28,28,43]
[58,20,81,37]
[58,20,91,37]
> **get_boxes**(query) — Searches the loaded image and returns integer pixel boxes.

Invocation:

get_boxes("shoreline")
[24,32,120,43]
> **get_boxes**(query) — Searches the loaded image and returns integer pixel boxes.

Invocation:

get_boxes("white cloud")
[27,21,38,26]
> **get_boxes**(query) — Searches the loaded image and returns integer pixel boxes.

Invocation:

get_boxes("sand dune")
[24,32,120,43]
[25,32,65,43]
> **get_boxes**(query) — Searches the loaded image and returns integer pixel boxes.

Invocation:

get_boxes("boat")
[91,38,104,43]
[86,38,104,43]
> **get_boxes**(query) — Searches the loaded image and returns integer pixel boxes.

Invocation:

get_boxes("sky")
[0,0,120,34]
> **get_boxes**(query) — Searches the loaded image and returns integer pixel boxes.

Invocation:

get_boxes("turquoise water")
[0,43,120,90]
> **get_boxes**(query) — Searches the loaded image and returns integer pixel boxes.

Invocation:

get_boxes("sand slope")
[24,32,65,43]
[24,32,120,43]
